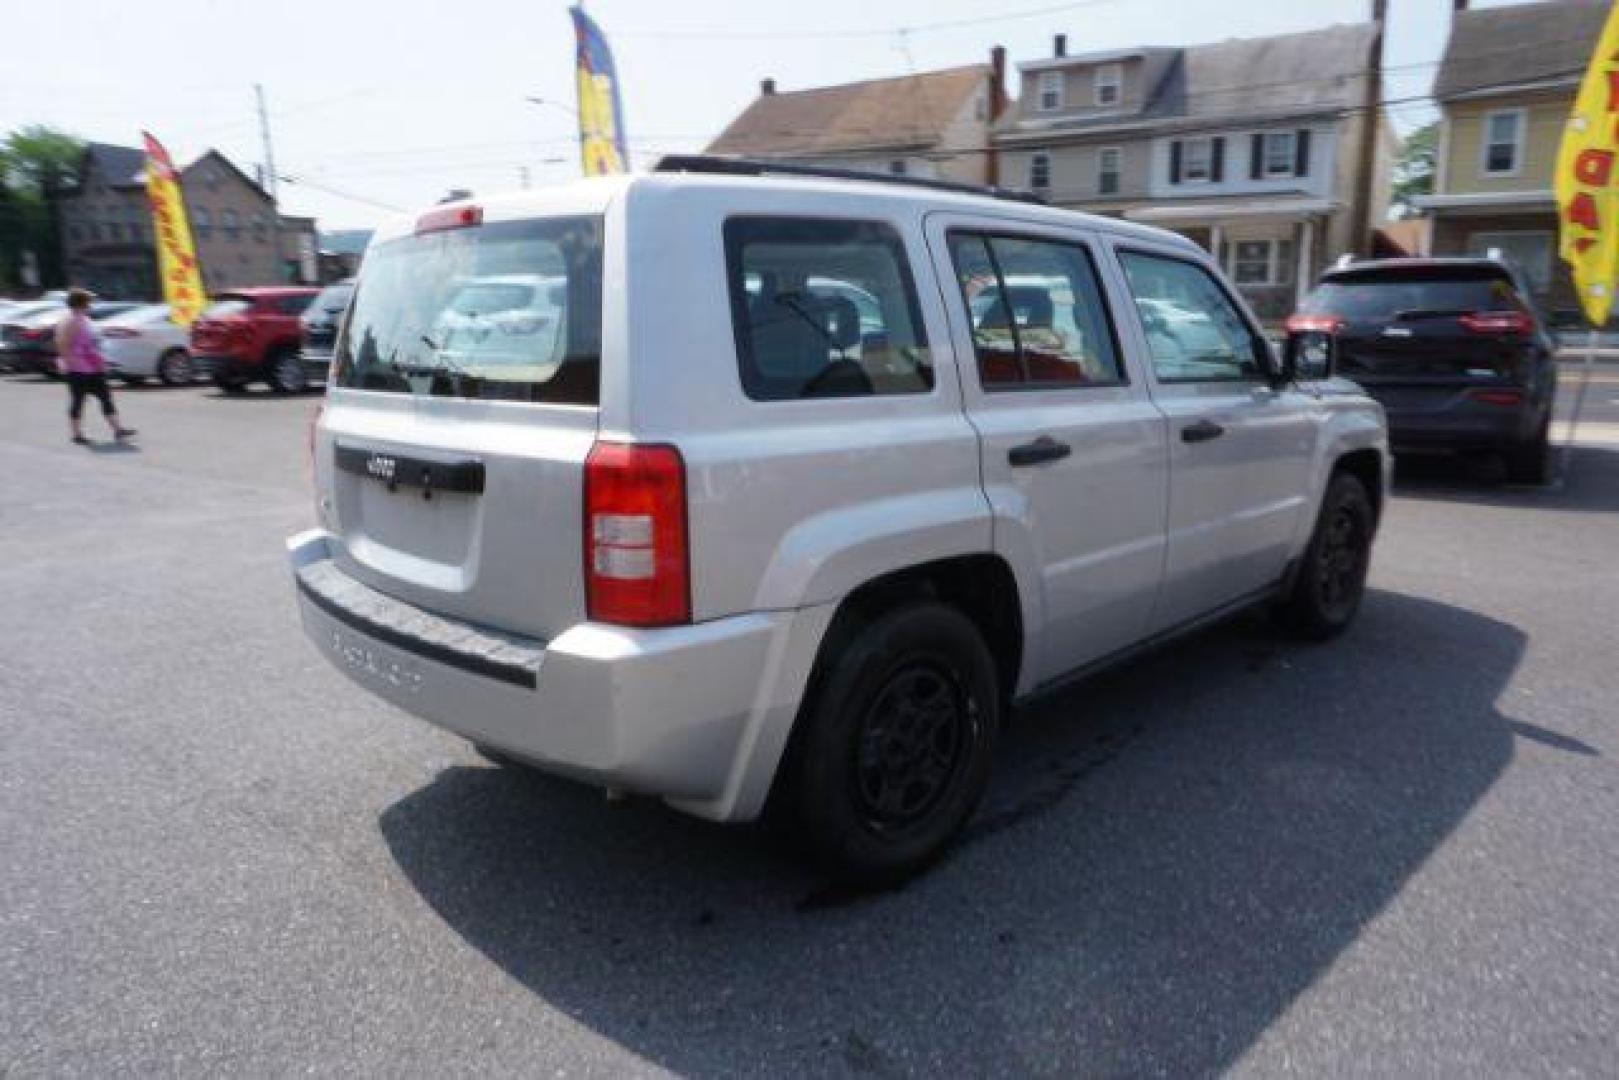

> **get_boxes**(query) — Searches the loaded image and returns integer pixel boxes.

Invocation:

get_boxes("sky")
[0,0,1533,232]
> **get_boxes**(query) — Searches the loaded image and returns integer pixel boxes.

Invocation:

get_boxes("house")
[706,52,1009,185]
[58,142,318,298]
[1413,0,1609,321]
[993,24,1394,320]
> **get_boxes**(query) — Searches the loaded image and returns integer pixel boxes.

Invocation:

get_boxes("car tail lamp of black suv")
[1288,259,1557,482]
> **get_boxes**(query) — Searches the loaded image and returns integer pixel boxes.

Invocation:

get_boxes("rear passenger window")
[947,232,1123,389]
[724,217,933,401]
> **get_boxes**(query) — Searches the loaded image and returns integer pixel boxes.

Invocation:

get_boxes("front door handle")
[1181,419,1226,444]
[1008,436,1072,467]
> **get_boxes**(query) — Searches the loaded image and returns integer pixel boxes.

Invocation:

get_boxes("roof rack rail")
[653,154,1047,206]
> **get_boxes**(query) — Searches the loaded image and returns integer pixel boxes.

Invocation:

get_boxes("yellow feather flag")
[570,7,629,176]
[1555,2,1619,327]
[141,132,207,327]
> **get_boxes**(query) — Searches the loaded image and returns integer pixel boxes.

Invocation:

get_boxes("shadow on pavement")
[379,589,1523,1074]
[1396,445,1619,513]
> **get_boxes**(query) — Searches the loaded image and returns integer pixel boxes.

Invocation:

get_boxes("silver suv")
[288,159,1389,883]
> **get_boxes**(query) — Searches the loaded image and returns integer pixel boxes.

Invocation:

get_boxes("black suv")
[298,279,354,385]
[1290,258,1556,483]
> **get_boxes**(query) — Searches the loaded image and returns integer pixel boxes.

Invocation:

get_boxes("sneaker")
[114,428,137,440]
[72,435,90,446]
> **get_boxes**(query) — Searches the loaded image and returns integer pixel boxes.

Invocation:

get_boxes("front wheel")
[775,602,1000,886]
[157,348,193,386]
[265,348,307,394]
[1277,472,1374,640]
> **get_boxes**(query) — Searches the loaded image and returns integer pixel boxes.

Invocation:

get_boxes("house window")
[222,208,240,240]
[1030,152,1052,192]
[1038,71,1063,111]
[1228,238,1294,286]
[1263,132,1296,176]
[194,207,211,240]
[1182,138,1213,182]
[1483,109,1524,175]
[1098,147,1121,195]
[975,92,988,121]
[1094,64,1121,107]
[205,167,222,192]
[889,159,907,176]
[252,213,268,242]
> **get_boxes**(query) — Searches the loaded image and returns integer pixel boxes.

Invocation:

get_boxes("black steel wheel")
[1278,471,1374,640]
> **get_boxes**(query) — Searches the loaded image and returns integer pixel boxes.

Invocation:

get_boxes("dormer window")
[1094,64,1121,107]
[1038,71,1063,112]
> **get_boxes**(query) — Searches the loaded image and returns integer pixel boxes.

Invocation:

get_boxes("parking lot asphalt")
[2,372,1617,1076]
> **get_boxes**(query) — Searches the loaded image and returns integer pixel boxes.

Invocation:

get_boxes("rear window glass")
[307,283,354,318]
[1302,273,1522,320]
[275,295,315,316]
[203,298,252,319]
[724,216,932,401]
[334,215,603,406]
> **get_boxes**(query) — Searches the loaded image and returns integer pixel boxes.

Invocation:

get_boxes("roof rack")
[653,154,1047,207]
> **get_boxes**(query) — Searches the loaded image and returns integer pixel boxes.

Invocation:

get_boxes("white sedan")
[100,304,195,386]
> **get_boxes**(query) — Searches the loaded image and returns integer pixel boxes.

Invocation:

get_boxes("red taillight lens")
[1459,310,1533,335]
[584,442,690,627]
[1285,313,1345,334]
[103,327,140,339]
[1467,388,1526,406]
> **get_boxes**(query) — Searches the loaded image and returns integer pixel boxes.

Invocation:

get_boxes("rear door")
[927,214,1170,682]
[318,211,606,640]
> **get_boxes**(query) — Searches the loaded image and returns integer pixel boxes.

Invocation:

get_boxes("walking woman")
[54,289,135,445]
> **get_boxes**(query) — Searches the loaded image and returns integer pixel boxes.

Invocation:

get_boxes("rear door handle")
[1008,436,1072,467]
[1180,419,1226,444]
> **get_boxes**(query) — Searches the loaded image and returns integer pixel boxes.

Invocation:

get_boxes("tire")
[157,348,193,387]
[775,602,1001,886]
[118,374,146,386]
[1504,414,1552,485]
[1278,471,1374,641]
[265,347,307,394]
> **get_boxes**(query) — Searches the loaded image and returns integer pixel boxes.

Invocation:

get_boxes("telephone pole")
[255,83,289,280]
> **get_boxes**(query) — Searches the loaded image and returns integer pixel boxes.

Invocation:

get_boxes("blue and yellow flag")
[1555,1,1619,326]
[570,6,629,176]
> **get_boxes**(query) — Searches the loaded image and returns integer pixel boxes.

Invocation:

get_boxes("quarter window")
[1038,71,1063,111]
[1098,147,1121,195]
[1094,64,1121,107]
[1119,251,1267,383]
[724,217,933,401]
[1483,110,1523,174]
[948,232,1124,390]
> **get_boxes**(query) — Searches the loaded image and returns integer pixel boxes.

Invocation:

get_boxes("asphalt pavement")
[2,373,1617,1076]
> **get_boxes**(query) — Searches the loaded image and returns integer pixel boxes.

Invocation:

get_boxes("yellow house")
[1415,0,1609,320]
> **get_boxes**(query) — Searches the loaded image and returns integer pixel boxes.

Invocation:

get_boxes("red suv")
[190,287,320,393]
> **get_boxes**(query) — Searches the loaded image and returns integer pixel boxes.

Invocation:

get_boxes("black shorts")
[67,371,115,419]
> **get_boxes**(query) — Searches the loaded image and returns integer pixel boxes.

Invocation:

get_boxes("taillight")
[583,442,690,627]
[103,327,140,339]
[415,203,482,235]
[1459,310,1533,335]
[20,326,51,341]
[1467,389,1526,406]
[1285,313,1345,334]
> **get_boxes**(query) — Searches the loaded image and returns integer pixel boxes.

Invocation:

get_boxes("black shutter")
[1250,134,1264,180]
[1295,129,1311,176]
[1170,140,1182,184]
[1211,137,1225,182]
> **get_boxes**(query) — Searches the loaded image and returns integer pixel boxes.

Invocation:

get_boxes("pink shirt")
[60,313,107,375]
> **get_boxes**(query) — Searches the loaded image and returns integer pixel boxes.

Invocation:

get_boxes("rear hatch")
[321,210,605,640]
[1297,267,1538,412]
[190,295,255,354]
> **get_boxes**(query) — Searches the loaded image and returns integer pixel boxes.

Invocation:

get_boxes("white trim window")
[1098,146,1121,195]
[1030,151,1052,192]
[1038,71,1063,112]
[1263,132,1296,177]
[888,159,907,176]
[1094,64,1122,107]
[1182,137,1213,182]
[1228,238,1294,286]
[1482,109,1525,176]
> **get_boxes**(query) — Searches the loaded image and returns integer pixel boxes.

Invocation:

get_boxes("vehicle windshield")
[333,215,602,405]
[1302,273,1522,320]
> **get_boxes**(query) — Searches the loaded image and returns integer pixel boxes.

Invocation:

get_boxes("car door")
[1108,243,1316,632]
[926,214,1170,686]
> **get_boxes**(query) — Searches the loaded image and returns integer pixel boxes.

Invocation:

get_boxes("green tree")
[1391,121,1439,219]
[0,126,85,290]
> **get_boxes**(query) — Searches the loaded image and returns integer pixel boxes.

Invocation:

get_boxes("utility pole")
[255,83,289,281]
[1349,0,1388,257]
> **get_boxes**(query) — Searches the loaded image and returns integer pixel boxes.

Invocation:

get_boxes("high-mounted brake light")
[1459,310,1533,335]
[583,442,691,627]
[1284,313,1345,334]
[415,203,483,235]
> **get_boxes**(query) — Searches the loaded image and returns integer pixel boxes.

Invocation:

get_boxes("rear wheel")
[1504,414,1552,485]
[775,602,1000,885]
[1278,471,1374,640]
[265,347,307,394]
[157,348,193,386]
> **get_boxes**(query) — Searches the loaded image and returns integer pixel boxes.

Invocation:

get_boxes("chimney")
[760,77,776,96]
[1054,33,1067,58]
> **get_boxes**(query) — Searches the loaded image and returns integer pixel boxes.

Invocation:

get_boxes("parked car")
[298,279,355,385]
[288,164,1389,883]
[100,304,195,386]
[1,300,141,376]
[1289,257,1557,483]
[189,287,320,393]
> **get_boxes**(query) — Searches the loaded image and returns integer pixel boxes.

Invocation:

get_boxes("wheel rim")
[1316,504,1366,614]
[853,662,974,832]
[276,355,305,391]
[163,353,191,383]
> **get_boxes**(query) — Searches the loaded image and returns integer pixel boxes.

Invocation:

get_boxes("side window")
[948,231,1124,390]
[724,217,933,401]
[1118,251,1267,383]
[277,295,314,316]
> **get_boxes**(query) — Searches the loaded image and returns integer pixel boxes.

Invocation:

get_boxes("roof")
[706,64,988,158]
[82,142,147,189]
[1321,257,1517,281]
[181,149,274,205]
[1433,0,1609,101]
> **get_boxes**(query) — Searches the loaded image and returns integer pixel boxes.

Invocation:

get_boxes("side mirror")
[1282,330,1336,382]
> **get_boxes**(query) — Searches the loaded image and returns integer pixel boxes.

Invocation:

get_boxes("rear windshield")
[333,215,602,405]
[1301,271,1522,320]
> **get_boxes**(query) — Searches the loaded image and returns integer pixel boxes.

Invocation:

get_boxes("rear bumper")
[287,529,832,823]
[1366,391,1545,453]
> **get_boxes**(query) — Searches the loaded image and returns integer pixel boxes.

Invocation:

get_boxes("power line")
[276,173,405,213]
[615,0,1123,40]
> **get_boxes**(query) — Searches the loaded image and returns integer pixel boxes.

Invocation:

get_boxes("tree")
[1390,121,1439,220]
[0,126,85,290]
